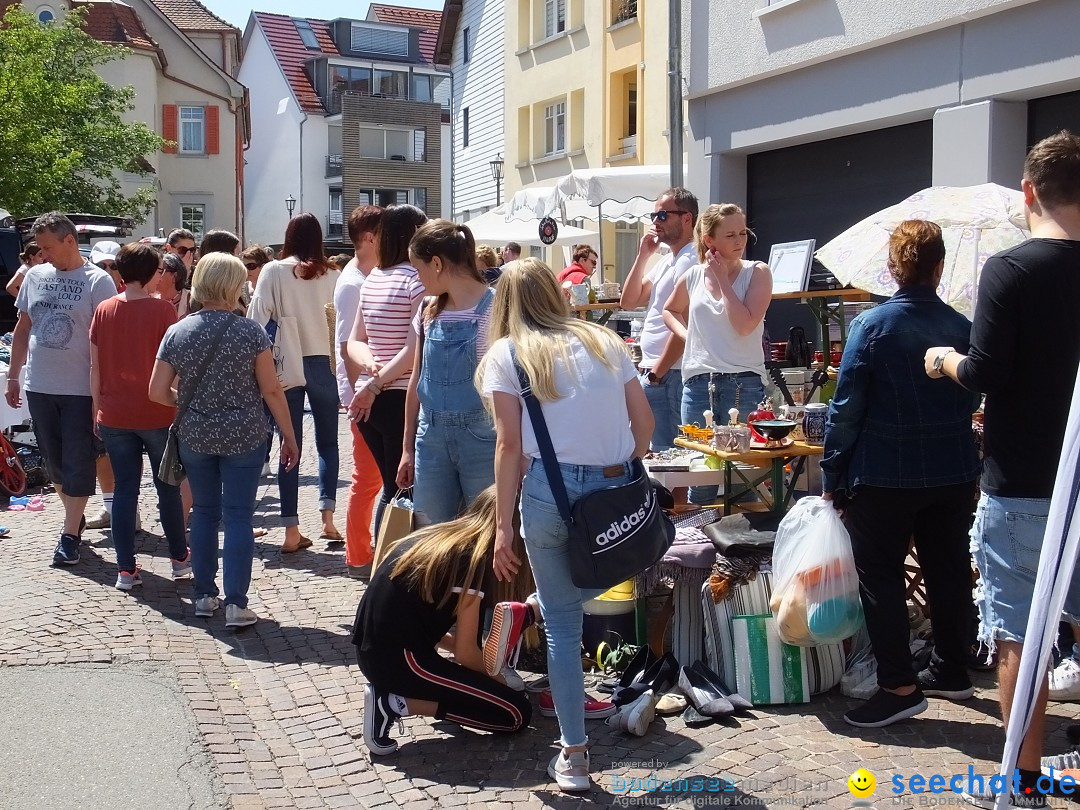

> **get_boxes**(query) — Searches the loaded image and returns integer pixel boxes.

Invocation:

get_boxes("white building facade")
[683,0,1080,259]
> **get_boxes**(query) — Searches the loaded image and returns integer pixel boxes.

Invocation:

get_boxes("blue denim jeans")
[639,367,682,451]
[971,492,1080,653]
[682,372,765,504]
[412,409,496,524]
[520,457,633,748]
[280,356,341,525]
[99,425,187,573]
[180,443,263,608]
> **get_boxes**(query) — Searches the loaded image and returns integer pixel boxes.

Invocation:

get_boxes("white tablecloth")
[0,367,30,430]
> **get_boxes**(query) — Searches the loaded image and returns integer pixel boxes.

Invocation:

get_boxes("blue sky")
[202,0,445,29]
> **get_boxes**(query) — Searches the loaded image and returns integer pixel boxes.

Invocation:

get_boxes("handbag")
[264,262,306,390]
[372,490,414,571]
[158,316,234,487]
[512,346,674,590]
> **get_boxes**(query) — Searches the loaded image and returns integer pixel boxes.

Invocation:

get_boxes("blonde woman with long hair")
[663,203,772,503]
[478,258,653,793]
[351,486,532,756]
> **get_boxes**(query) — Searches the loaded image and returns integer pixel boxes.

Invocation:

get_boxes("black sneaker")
[844,688,927,728]
[967,641,998,672]
[363,683,401,756]
[52,533,80,566]
[917,668,975,700]
[962,787,1047,808]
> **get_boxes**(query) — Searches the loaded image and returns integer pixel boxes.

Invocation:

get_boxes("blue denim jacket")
[821,286,981,493]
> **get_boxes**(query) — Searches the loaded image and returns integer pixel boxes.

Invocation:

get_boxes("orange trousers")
[346,420,383,566]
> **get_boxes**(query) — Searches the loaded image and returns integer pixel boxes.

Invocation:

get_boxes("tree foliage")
[0,6,164,220]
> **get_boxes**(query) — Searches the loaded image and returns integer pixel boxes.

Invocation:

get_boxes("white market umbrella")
[995,368,1080,808]
[816,183,1029,317]
[463,205,597,248]
[504,185,653,224]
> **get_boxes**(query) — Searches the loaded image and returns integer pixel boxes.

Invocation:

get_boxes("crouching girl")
[351,486,533,755]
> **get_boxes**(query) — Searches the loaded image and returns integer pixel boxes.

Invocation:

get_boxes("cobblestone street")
[1,412,1078,809]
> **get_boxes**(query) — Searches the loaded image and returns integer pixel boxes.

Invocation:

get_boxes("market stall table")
[772,288,872,357]
[569,302,620,325]
[673,436,823,516]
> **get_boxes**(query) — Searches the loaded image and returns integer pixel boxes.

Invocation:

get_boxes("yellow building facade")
[504,0,680,280]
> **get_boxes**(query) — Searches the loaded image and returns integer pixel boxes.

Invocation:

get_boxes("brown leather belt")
[603,465,625,478]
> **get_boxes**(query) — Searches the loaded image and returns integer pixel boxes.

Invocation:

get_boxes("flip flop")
[253,527,268,539]
[281,536,313,554]
[8,496,30,507]
[25,495,45,512]
[320,530,344,543]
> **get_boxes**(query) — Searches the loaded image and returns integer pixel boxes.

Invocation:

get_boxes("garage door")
[1029,89,1080,147]
[746,122,934,351]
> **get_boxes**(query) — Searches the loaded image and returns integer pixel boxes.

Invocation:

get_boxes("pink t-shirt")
[412,299,492,358]
[357,263,425,392]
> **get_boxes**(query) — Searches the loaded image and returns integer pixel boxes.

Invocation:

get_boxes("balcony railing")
[326,154,342,177]
[613,0,637,24]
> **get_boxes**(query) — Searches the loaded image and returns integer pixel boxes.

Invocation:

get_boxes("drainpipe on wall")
[299,112,307,215]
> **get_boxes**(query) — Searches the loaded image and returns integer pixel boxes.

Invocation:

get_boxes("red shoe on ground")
[539,690,616,719]
[484,602,530,677]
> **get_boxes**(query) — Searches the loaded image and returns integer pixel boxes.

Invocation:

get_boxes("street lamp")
[488,154,505,207]
[285,195,296,218]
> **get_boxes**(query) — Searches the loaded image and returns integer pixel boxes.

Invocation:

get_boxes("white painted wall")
[449,0,505,219]
[239,24,315,246]
[685,0,1080,205]
[683,0,1041,96]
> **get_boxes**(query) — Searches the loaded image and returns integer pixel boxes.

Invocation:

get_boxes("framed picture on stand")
[767,240,816,295]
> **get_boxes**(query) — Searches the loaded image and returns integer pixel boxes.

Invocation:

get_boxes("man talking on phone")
[620,188,699,451]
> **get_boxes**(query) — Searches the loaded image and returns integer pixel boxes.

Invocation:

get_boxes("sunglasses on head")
[173,245,194,257]
[648,209,689,223]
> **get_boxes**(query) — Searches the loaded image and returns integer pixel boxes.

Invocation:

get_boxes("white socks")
[102,493,114,515]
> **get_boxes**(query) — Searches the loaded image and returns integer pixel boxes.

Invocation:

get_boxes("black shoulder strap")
[510,343,573,527]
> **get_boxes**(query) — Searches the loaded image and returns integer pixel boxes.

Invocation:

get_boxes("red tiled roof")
[149,0,236,32]
[253,12,337,114]
[367,3,443,64]
[0,0,159,51]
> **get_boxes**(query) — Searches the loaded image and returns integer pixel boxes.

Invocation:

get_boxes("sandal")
[26,495,45,512]
[281,536,313,553]
[319,529,344,543]
[253,527,268,539]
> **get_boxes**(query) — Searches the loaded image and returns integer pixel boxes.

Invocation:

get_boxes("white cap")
[90,240,122,266]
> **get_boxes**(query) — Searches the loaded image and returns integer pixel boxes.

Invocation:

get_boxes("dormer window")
[294,20,320,50]
[350,23,408,57]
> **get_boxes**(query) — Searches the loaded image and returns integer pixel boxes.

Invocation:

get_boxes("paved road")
[1,411,1078,809]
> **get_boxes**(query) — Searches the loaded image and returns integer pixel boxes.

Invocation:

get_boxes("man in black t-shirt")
[926,130,1080,806]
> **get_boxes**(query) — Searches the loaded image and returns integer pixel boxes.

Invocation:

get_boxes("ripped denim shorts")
[970,491,1080,656]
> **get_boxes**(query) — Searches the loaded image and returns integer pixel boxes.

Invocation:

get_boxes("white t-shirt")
[639,242,697,369]
[333,265,366,406]
[482,334,638,467]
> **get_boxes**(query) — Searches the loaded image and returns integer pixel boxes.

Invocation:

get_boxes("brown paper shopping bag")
[372,490,414,571]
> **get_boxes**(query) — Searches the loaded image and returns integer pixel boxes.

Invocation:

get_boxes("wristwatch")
[646,370,660,384]
[932,349,955,373]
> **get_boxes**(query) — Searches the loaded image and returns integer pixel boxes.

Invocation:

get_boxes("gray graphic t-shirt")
[157,310,272,456]
[15,261,117,396]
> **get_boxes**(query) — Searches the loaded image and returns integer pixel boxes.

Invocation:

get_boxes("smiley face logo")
[848,768,876,798]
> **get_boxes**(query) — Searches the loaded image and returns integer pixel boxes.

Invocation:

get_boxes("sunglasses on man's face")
[99,261,116,271]
[244,262,260,271]
[648,209,689,223]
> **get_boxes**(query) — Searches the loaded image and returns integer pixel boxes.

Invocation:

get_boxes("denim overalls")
[412,290,496,523]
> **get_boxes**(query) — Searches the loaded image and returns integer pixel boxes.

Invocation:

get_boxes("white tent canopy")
[462,205,598,247]
[505,165,685,222]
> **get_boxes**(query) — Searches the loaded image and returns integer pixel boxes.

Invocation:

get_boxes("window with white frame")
[357,189,410,207]
[328,190,343,233]
[544,101,566,156]
[359,126,423,161]
[179,106,206,154]
[544,0,566,38]
[180,204,205,239]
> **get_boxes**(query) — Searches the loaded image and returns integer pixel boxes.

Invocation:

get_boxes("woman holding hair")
[822,220,980,729]
[346,204,429,532]
[663,203,772,504]
[150,253,299,627]
[479,258,654,792]
[90,243,186,591]
[352,486,532,756]
[396,221,496,525]
[153,253,190,316]
[248,213,342,551]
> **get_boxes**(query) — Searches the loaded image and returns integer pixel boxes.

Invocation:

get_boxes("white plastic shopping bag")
[769,496,863,646]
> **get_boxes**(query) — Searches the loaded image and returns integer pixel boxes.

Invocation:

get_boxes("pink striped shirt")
[357,263,425,391]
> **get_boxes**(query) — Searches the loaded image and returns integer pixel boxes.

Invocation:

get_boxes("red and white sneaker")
[539,690,616,719]
[484,602,530,677]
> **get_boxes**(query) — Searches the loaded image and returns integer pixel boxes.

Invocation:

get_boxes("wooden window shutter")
[162,104,178,153]
[205,105,220,155]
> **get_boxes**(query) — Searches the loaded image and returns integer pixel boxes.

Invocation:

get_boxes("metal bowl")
[751,419,798,441]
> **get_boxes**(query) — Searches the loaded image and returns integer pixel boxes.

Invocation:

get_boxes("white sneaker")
[194,596,220,618]
[1049,657,1080,701]
[606,689,657,736]
[500,665,525,692]
[548,748,591,793]
[225,604,258,627]
[84,508,111,530]
[1041,747,1080,778]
